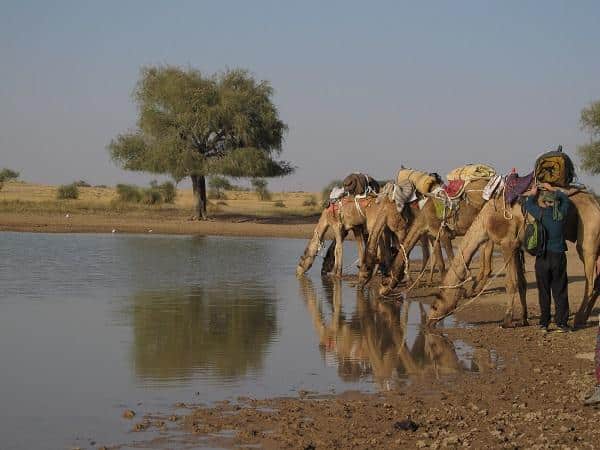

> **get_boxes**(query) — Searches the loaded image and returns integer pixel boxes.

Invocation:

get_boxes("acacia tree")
[578,100,600,174]
[108,66,292,219]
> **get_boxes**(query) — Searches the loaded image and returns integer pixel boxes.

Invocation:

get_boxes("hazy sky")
[1,0,599,190]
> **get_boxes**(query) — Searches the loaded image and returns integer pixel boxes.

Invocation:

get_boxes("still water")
[0,232,490,449]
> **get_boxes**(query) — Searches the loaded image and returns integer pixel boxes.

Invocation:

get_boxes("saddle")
[504,171,534,205]
[443,179,466,199]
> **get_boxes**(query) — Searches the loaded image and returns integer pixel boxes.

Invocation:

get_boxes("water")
[0,232,491,449]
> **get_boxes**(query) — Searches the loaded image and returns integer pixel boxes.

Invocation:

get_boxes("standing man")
[523,182,571,332]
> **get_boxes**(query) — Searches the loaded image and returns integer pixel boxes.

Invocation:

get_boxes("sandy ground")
[0,211,319,239]
[116,248,600,450]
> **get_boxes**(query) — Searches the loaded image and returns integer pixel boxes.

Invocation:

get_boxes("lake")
[0,232,488,449]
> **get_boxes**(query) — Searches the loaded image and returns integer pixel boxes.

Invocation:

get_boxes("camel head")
[426,288,463,327]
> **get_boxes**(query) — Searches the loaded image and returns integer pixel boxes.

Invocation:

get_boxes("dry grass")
[0,181,322,217]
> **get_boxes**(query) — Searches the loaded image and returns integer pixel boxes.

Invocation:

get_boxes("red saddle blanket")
[443,180,465,198]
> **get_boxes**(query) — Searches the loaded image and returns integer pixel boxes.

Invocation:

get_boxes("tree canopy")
[108,65,293,218]
[578,100,600,174]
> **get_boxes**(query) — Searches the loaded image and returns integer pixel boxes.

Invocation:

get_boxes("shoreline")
[0,212,320,239]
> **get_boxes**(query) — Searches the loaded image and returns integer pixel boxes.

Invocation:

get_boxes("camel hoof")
[500,321,515,329]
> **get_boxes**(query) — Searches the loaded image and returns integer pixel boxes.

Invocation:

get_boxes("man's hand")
[523,184,538,197]
[540,182,555,191]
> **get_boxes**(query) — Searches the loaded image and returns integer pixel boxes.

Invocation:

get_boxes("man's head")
[538,191,556,208]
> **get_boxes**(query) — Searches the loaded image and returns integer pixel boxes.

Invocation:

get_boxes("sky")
[1,0,600,191]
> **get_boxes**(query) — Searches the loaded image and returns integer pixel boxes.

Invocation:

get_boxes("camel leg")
[354,226,367,268]
[471,240,494,295]
[297,212,330,276]
[331,225,345,277]
[500,245,521,328]
[379,224,425,296]
[574,250,599,327]
[516,249,529,326]
[321,241,336,276]
[358,213,387,286]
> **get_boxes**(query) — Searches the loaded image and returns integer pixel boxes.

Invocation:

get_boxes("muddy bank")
[0,212,320,239]
[124,249,600,449]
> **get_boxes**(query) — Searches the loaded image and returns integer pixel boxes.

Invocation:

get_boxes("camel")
[298,277,488,384]
[361,178,495,295]
[296,185,411,278]
[427,189,600,328]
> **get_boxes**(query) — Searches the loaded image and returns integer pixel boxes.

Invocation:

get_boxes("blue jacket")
[524,190,570,253]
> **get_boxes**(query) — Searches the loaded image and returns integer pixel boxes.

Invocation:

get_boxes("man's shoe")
[583,385,600,406]
[538,325,548,333]
[556,325,571,333]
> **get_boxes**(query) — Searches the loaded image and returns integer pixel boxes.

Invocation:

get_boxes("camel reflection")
[130,285,277,382]
[299,278,491,387]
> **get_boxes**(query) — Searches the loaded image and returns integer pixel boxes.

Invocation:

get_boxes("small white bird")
[112,229,117,233]
[65,214,70,218]
[148,229,153,233]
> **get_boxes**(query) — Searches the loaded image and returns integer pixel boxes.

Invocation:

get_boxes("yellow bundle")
[397,168,437,194]
[446,164,496,182]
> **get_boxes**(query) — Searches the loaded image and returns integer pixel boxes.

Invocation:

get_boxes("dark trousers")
[535,251,569,327]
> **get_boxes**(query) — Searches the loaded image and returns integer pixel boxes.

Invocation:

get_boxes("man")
[523,182,571,332]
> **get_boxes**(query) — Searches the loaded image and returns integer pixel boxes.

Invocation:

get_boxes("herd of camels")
[296,165,600,329]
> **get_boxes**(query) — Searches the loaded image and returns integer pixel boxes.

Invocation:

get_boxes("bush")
[116,184,142,203]
[158,181,176,203]
[142,187,162,205]
[208,189,227,200]
[57,183,79,199]
[0,168,19,182]
[251,178,271,201]
[302,195,317,207]
[0,168,19,190]
[274,200,286,208]
[208,176,233,199]
[74,180,91,187]
[94,184,108,189]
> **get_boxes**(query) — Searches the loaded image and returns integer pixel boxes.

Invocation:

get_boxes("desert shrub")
[208,189,227,200]
[116,184,142,203]
[142,187,162,205]
[0,168,19,190]
[74,180,91,187]
[57,183,79,199]
[302,195,317,207]
[321,179,343,206]
[251,178,271,201]
[208,176,233,199]
[0,168,19,182]
[273,200,286,208]
[158,181,176,203]
[94,184,108,189]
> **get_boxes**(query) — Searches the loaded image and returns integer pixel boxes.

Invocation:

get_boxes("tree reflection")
[299,278,490,387]
[130,285,277,381]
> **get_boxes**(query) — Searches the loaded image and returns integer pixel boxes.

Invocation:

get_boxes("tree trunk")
[191,175,207,220]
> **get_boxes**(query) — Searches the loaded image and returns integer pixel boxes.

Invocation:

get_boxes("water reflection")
[130,285,277,383]
[299,278,491,388]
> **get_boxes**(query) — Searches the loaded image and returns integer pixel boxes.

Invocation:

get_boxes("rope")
[429,218,526,322]
[429,256,511,321]
[400,218,446,295]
